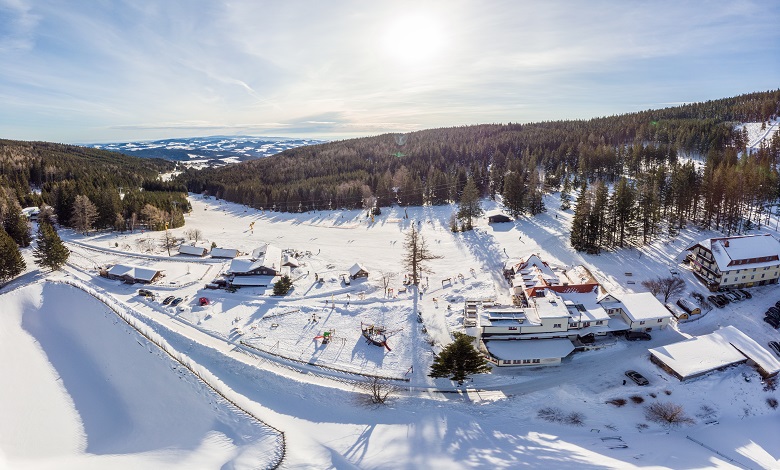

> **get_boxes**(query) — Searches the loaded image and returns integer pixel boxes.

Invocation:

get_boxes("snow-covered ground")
[2,192,780,469]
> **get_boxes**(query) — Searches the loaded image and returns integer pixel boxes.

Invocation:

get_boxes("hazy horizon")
[2,0,779,144]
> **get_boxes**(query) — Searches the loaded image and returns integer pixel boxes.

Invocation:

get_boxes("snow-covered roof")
[349,263,368,277]
[691,234,780,271]
[611,292,672,322]
[107,264,160,282]
[229,275,275,286]
[229,244,282,273]
[283,254,299,267]
[513,254,560,289]
[717,325,780,376]
[178,244,209,256]
[485,339,575,361]
[210,247,239,258]
[649,327,749,380]
[22,207,40,216]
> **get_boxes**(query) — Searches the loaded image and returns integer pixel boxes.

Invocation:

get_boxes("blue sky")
[1,0,778,143]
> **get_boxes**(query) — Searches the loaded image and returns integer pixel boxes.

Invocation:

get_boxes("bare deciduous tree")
[135,238,155,253]
[379,270,396,295]
[360,377,398,405]
[641,276,686,303]
[645,402,695,427]
[160,231,178,256]
[403,224,441,285]
[185,228,203,242]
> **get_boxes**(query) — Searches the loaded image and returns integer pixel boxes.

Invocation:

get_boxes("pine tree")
[70,194,98,234]
[273,275,293,295]
[429,332,491,384]
[456,177,483,230]
[502,170,526,218]
[33,222,69,271]
[0,227,26,283]
[3,204,31,247]
[560,176,572,210]
[609,177,637,247]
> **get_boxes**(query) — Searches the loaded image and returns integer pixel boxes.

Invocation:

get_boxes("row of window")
[722,272,775,283]
[506,359,542,364]
[638,319,666,325]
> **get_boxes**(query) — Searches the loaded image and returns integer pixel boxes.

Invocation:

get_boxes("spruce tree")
[70,194,98,234]
[0,227,26,283]
[429,332,491,384]
[456,177,482,230]
[502,171,526,218]
[33,222,69,271]
[273,275,293,295]
[3,204,31,247]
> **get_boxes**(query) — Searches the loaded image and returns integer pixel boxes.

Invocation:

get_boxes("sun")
[383,15,445,64]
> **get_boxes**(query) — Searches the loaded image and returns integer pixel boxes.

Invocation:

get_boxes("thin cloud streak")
[0,0,778,142]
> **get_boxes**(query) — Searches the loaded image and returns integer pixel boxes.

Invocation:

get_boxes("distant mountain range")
[90,136,324,168]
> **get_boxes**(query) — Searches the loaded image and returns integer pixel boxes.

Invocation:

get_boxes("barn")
[349,263,369,280]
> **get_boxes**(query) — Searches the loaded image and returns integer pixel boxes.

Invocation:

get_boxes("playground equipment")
[360,323,391,351]
[314,329,335,345]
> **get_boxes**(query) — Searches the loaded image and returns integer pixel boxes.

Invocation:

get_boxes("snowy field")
[2,185,780,468]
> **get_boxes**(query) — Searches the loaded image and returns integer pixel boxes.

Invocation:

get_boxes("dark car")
[775,300,780,309]
[626,331,652,341]
[170,297,184,307]
[625,370,649,386]
[138,289,153,297]
[769,306,780,316]
[767,308,780,321]
[708,295,724,308]
[739,289,752,299]
[768,341,780,358]
[716,294,730,305]
[764,316,780,328]
[162,295,175,305]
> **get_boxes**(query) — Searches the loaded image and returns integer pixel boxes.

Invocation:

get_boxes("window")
[508,327,517,330]
[751,275,754,280]
[513,360,522,364]
[639,320,646,325]
[553,323,562,328]
[658,318,664,323]
[523,359,531,364]
[532,359,541,364]
[596,321,603,325]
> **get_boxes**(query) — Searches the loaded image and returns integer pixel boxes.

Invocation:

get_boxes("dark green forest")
[0,140,190,235]
[180,90,780,251]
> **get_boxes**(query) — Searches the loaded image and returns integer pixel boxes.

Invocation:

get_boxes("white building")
[599,292,673,332]
[687,234,780,290]
[227,243,283,276]
[105,264,162,284]
[210,247,239,259]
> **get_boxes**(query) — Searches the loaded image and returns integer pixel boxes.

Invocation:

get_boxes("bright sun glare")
[383,15,445,64]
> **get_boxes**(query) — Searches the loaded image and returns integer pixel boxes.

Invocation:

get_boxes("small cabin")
[349,263,369,280]
[486,210,512,224]
[676,298,702,315]
[104,264,162,284]
[210,247,239,259]
[178,244,210,257]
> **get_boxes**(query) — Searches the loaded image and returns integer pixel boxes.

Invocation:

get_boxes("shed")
[228,275,275,287]
[210,247,239,259]
[484,338,575,366]
[486,210,512,224]
[348,263,369,280]
[178,244,209,257]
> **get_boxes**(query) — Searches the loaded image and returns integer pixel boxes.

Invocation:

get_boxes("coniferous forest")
[0,90,779,259]
[180,90,780,252]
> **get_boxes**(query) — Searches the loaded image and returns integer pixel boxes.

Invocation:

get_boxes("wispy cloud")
[0,0,778,142]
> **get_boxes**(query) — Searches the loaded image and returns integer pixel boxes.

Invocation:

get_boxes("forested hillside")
[180,90,780,251]
[0,140,189,234]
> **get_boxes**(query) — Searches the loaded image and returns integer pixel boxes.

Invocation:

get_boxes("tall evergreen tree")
[3,204,32,247]
[33,222,69,271]
[0,227,26,283]
[609,177,637,247]
[429,332,491,385]
[456,177,483,230]
[502,170,525,218]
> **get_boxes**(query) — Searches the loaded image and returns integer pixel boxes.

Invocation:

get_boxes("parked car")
[724,291,741,302]
[716,294,730,305]
[138,289,153,297]
[767,307,780,320]
[775,300,780,309]
[739,289,752,299]
[764,316,780,328]
[768,341,780,358]
[162,295,175,305]
[625,370,649,386]
[170,297,184,307]
[626,331,652,341]
[579,334,596,344]
[199,297,209,306]
[707,295,725,308]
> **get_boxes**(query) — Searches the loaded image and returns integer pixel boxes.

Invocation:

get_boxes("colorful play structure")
[314,329,336,345]
[361,323,391,351]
